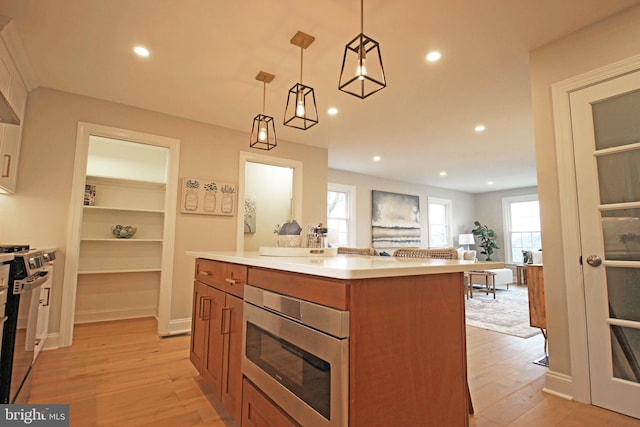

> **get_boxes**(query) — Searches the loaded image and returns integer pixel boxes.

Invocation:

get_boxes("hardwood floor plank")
[26,317,640,426]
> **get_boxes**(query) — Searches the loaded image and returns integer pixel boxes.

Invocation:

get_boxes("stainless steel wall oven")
[242,284,349,427]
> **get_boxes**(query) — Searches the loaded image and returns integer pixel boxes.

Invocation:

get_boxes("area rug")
[465,285,542,339]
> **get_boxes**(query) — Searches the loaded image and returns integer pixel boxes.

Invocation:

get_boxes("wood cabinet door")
[189,280,209,372]
[242,379,300,427]
[221,294,243,423]
[202,286,225,400]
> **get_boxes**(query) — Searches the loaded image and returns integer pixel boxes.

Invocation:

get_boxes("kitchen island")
[186,250,502,427]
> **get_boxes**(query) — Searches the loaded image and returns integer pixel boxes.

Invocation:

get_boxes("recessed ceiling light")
[134,46,150,57]
[474,124,486,132]
[426,51,441,63]
[327,107,338,116]
[439,171,447,176]
[488,181,494,185]
[373,155,381,162]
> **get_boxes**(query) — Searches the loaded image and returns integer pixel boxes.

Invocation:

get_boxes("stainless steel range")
[0,246,52,404]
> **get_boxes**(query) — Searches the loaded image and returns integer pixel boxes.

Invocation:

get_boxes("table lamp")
[459,234,475,250]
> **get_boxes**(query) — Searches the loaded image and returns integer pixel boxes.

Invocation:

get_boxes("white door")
[571,70,640,418]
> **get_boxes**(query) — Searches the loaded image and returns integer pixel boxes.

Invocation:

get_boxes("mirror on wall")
[236,152,303,252]
[243,162,293,250]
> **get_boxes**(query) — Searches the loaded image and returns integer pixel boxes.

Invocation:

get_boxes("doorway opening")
[61,122,180,347]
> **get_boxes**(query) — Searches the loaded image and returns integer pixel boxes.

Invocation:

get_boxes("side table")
[466,270,497,299]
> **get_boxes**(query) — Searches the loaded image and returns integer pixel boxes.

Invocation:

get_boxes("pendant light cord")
[360,0,364,33]
[262,81,266,113]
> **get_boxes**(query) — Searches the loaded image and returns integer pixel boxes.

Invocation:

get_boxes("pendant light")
[338,0,386,99]
[284,31,318,130]
[250,71,277,150]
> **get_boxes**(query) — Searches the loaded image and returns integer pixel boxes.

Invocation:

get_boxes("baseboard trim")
[74,307,157,324]
[543,370,574,400]
[161,317,192,336]
[42,333,60,351]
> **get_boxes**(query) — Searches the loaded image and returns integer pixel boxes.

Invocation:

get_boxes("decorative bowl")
[112,225,137,239]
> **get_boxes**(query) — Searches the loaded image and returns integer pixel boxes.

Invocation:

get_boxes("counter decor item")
[111,224,137,239]
[307,223,328,248]
[275,220,302,247]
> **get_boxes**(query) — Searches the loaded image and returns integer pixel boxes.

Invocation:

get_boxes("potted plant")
[472,221,500,261]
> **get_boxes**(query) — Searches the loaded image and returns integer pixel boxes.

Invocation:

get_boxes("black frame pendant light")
[250,71,277,150]
[338,0,386,99]
[284,31,318,130]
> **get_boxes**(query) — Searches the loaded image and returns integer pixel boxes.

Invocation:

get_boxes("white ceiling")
[1,0,638,193]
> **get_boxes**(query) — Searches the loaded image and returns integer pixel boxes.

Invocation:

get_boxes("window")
[327,183,356,247]
[428,197,452,248]
[502,195,541,264]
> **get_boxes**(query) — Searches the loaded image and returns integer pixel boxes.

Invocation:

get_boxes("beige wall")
[328,169,477,249]
[530,5,640,378]
[0,87,327,337]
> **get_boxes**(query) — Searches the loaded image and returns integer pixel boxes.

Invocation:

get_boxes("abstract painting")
[371,190,421,249]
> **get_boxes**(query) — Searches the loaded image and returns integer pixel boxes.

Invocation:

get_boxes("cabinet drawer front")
[224,263,247,298]
[195,258,226,291]
[247,267,349,310]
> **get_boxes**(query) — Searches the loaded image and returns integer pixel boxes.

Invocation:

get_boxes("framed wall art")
[371,190,421,249]
[181,177,236,216]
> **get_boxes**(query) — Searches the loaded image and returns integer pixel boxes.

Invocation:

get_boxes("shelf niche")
[76,136,169,324]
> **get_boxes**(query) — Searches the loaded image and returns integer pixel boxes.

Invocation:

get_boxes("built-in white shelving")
[78,175,166,279]
[78,268,161,275]
[76,171,166,322]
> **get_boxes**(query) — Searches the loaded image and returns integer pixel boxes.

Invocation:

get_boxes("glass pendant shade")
[250,114,277,150]
[339,32,386,99]
[284,83,318,130]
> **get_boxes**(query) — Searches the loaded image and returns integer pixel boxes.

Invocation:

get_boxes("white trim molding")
[328,182,357,247]
[60,122,180,347]
[543,370,574,401]
[164,318,193,336]
[550,53,640,403]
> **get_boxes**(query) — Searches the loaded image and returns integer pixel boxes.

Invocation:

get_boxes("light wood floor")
[28,317,640,427]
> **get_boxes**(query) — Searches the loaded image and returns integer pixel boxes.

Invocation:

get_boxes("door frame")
[60,122,180,347]
[551,53,640,402]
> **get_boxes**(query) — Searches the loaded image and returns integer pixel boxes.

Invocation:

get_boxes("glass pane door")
[571,70,640,418]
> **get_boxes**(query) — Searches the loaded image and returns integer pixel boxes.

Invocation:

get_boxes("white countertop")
[186,250,504,280]
[0,253,15,263]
